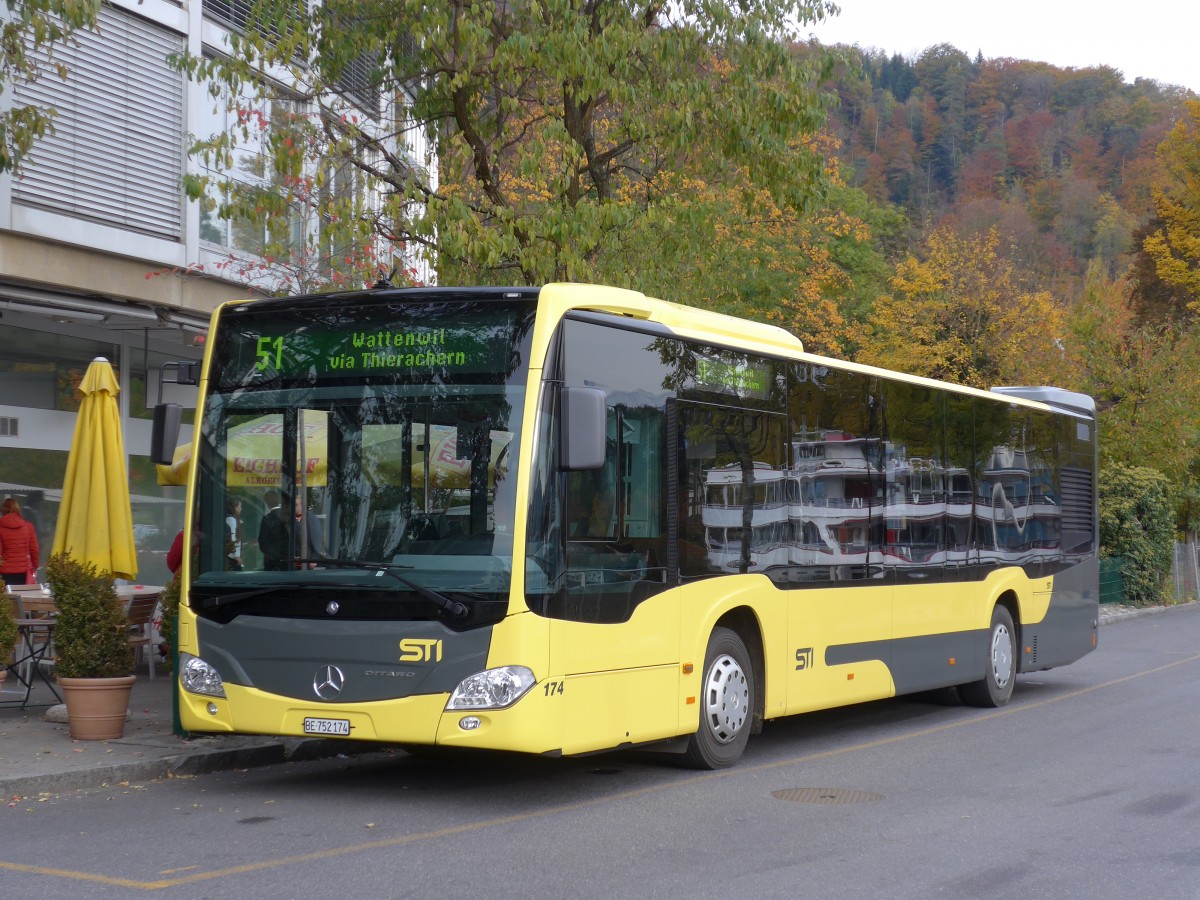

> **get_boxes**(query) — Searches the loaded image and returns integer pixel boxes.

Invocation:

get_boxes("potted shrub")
[46,553,135,740]
[0,587,17,686]
[157,572,180,671]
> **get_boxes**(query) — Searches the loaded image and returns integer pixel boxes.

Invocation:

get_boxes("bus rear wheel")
[683,627,754,769]
[960,605,1016,708]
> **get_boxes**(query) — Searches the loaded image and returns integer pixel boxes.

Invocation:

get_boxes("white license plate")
[303,717,351,736]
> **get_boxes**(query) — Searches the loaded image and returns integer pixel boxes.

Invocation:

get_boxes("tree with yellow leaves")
[859,226,1070,390]
[595,134,899,358]
[1068,261,1200,534]
[176,0,846,290]
[1142,99,1200,311]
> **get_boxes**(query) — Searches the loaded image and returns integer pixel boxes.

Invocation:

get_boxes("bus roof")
[215,283,1089,419]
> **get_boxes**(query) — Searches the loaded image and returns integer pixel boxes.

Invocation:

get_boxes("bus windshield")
[187,294,537,619]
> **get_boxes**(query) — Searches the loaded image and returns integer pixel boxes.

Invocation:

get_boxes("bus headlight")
[447,666,535,710]
[180,653,226,698]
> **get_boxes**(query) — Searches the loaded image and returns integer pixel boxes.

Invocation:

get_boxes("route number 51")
[256,336,283,371]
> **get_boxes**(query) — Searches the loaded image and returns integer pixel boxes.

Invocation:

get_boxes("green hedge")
[1098,465,1174,607]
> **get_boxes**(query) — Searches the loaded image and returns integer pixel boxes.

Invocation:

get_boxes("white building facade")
[0,0,432,583]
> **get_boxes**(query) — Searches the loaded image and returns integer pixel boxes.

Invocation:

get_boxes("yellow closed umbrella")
[52,357,137,579]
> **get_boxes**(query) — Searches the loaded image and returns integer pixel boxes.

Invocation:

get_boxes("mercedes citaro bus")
[151,283,1098,768]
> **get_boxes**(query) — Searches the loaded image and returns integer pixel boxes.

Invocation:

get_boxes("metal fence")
[1173,541,1199,603]
[1096,544,1199,606]
[1099,556,1125,605]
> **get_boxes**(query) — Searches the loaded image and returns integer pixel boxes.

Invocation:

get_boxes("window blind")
[13,4,184,240]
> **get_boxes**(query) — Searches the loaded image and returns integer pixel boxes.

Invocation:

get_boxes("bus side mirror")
[150,403,182,465]
[561,386,606,471]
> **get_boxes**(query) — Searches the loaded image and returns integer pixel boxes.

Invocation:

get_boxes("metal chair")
[6,593,54,689]
[124,593,160,681]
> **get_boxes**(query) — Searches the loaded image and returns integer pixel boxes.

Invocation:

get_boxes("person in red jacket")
[0,496,40,586]
[166,529,184,575]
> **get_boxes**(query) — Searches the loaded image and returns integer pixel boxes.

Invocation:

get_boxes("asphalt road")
[3,605,1199,899]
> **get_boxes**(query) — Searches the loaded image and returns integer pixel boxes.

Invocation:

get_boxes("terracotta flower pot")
[57,675,136,740]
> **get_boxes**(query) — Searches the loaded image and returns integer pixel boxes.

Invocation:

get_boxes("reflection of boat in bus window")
[880,454,949,567]
[701,463,790,571]
[976,444,1063,564]
[786,432,883,568]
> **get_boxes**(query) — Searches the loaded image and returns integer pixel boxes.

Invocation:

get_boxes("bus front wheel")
[683,627,754,769]
[960,605,1016,708]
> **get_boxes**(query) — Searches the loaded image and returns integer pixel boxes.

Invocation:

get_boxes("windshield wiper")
[307,559,472,619]
[197,584,298,610]
[196,581,379,611]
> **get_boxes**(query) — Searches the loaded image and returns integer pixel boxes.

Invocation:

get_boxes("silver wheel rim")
[991,623,1013,688]
[702,653,749,744]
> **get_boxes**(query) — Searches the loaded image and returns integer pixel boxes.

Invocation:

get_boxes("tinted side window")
[528,319,673,622]
[879,379,945,581]
[788,363,884,585]
[676,402,788,580]
[944,392,977,579]
[977,402,1064,570]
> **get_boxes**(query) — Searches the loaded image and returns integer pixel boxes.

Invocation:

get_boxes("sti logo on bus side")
[399,639,443,663]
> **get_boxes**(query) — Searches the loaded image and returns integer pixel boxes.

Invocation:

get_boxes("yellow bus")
[152,283,1098,768]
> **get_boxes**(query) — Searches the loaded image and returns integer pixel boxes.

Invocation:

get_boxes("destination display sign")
[692,354,776,400]
[211,299,537,388]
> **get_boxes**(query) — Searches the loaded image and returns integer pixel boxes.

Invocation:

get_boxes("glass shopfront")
[0,309,202,585]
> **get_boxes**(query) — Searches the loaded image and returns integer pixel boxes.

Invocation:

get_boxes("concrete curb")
[1099,600,1195,625]
[1,735,393,800]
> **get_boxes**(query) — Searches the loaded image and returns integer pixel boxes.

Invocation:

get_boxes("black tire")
[960,605,1017,708]
[682,627,754,769]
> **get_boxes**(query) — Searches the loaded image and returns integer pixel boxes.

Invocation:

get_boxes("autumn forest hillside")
[816,42,1200,535]
[827,43,1190,299]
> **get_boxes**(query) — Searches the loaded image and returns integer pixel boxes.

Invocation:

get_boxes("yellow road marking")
[4,651,1198,890]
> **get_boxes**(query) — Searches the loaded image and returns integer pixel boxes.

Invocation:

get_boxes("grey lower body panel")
[830,557,1099,696]
[1019,556,1099,673]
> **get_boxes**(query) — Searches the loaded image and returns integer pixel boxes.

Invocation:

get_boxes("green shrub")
[0,588,18,663]
[158,572,180,661]
[46,554,134,678]
[1098,465,1174,607]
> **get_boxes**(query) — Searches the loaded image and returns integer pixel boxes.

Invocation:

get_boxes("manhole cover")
[771,788,883,805]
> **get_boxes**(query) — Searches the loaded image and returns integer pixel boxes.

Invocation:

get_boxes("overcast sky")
[804,0,1199,93]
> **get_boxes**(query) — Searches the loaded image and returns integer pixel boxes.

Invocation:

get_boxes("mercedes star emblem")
[313,665,345,700]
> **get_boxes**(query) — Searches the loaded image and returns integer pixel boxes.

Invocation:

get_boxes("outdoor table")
[16,594,55,617]
[0,617,60,708]
[117,585,164,603]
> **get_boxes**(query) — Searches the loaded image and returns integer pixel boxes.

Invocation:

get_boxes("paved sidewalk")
[0,602,1187,800]
[0,668,385,801]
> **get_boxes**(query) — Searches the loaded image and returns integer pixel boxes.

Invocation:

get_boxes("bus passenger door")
[547,318,679,753]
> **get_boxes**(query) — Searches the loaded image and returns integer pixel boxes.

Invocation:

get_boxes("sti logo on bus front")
[399,639,443,663]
